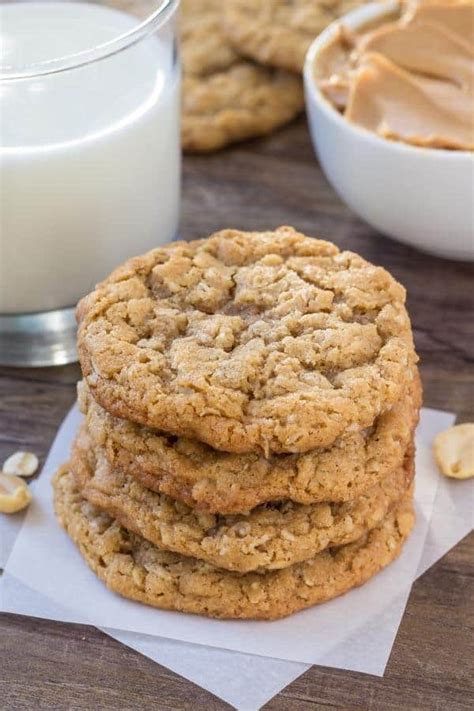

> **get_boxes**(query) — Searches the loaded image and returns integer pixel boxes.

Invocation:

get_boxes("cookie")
[53,465,415,620]
[71,423,414,573]
[77,227,418,456]
[182,63,305,153]
[79,371,421,513]
[107,0,304,152]
[223,0,367,73]
[180,0,304,152]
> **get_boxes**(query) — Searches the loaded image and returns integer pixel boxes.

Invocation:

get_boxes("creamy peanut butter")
[316,1,474,150]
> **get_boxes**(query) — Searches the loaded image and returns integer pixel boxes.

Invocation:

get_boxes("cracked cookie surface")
[223,0,368,73]
[71,423,414,573]
[77,227,417,455]
[53,465,415,620]
[80,371,421,513]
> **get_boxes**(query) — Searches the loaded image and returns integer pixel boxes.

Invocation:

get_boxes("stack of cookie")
[109,0,369,152]
[54,227,421,620]
[182,0,371,151]
[181,0,306,152]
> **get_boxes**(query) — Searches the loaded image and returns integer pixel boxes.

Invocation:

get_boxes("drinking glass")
[0,0,181,366]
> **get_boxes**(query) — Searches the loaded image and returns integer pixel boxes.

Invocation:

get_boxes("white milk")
[0,2,180,314]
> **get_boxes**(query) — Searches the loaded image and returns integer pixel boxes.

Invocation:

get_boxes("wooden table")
[2,119,473,710]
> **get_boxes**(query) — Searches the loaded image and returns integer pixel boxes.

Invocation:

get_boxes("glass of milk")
[0,0,181,366]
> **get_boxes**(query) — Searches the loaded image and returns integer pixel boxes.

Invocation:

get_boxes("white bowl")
[303,1,474,261]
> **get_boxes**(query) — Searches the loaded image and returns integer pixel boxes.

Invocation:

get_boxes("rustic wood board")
[1,118,473,710]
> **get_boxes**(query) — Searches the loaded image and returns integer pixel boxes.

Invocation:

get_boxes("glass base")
[0,307,78,367]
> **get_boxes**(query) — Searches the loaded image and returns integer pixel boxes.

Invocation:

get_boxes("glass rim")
[0,0,179,81]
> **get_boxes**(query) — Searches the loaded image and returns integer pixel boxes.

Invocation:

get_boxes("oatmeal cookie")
[182,63,304,152]
[53,465,415,620]
[79,371,421,513]
[77,227,417,455]
[108,0,304,151]
[181,0,241,78]
[223,0,368,73]
[71,423,414,573]
[181,0,304,151]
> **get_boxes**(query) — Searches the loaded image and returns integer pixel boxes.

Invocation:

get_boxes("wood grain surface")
[1,118,473,710]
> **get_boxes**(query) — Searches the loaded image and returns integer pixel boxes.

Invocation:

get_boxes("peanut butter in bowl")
[315,0,474,151]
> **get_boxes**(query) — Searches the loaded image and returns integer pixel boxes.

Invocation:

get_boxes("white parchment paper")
[2,406,472,710]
